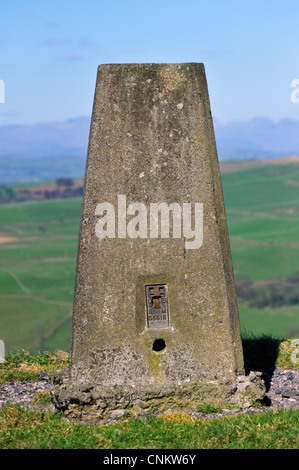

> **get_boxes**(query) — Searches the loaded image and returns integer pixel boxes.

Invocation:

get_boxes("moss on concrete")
[52,369,265,421]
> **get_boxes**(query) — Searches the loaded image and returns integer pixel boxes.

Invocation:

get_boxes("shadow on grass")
[242,333,283,373]
[241,333,283,394]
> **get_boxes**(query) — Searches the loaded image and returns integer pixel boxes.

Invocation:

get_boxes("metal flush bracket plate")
[145,284,169,329]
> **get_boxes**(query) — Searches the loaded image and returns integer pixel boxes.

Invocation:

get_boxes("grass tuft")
[0,349,69,384]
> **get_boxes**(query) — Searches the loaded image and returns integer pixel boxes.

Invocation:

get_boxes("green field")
[1,160,299,351]
[0,198,80,351]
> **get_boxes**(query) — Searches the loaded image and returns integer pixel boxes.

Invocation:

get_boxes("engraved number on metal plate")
[145,284,169,329]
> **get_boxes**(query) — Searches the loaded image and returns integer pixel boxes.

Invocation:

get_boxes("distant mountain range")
[214,117,299,160]
[0,116,298,184]
[0,117,90,158]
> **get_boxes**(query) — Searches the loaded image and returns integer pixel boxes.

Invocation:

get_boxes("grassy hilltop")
[0,158,299,352]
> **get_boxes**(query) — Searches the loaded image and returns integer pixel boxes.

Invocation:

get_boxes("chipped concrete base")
[51,369,266,421]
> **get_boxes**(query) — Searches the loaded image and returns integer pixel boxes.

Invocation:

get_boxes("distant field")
[222,161,299,282]
[0,198,80,351]
[0,160,299,352]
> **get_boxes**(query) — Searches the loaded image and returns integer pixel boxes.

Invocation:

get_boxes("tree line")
[0,178,83,203]
[236,272,299,308]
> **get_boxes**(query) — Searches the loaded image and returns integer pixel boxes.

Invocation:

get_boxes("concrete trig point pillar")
[54,64,265,419]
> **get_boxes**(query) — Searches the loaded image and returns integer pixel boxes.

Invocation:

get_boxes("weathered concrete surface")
[54,64,264,416]
[52,368,266,420]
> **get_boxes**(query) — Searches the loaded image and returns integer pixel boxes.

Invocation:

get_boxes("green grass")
[0,198,80,351]
[221,164,299,212]
[0,349,69,383]
[0,297,72,351]
[0,270,25,295]
[231,245,299,281]
[0,197,82,225]
[222,163,299,284]
[10,259,77,301]
[0,405,297,449]
[35,318,73,353]
[239,304,299,338]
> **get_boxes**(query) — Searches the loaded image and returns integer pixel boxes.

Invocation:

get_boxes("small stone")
[95,399,107,408]
[110,409,126,419]
[135,399,149,409]
[48,403,59,414]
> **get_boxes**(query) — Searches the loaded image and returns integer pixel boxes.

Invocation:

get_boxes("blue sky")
[0,0,299,126]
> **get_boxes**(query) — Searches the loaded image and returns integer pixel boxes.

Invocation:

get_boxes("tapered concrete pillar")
[53,64,265,419]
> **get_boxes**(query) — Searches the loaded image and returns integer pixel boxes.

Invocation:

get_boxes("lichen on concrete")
[51,368,266,421]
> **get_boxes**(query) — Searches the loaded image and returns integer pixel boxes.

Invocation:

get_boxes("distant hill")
[0,117,89,158]
[214,117,299,160]
[0,155,86,185]
[0,117,90,184]
[1,116,299,183]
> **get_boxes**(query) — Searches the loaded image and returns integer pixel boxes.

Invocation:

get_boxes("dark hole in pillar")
[152,338,166,352]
